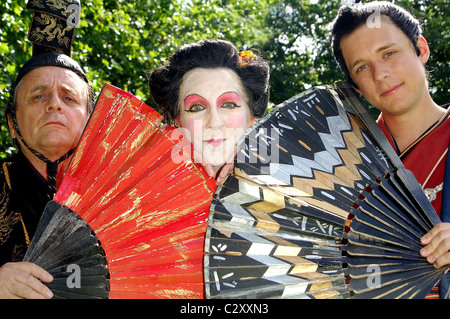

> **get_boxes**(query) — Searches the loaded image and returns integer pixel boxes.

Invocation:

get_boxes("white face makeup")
[177,68,254,171]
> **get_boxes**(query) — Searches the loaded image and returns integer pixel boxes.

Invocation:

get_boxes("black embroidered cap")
[8,0,89,116]
[11,0,88,89]
[15,52,88,87]
[6,0,89,195]
[26,0,81,56]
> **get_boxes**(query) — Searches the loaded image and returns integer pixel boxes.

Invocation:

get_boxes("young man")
[332,1,450,298]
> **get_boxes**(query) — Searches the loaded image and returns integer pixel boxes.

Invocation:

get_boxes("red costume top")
[376,107,450,218]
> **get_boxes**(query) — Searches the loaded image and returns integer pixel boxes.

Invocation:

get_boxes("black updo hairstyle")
[148,39,270,123]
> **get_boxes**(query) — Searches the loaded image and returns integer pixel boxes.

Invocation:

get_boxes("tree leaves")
[0,0,448,157]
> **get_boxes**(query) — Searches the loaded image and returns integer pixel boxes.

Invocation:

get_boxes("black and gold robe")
[0,152,53,266]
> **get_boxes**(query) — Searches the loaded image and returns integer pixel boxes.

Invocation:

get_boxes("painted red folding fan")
[23,83,217,298]
[204,81,448,299]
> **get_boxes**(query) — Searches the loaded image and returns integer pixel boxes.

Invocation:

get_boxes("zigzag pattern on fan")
[204,81,446,299]
[24,83,217,298]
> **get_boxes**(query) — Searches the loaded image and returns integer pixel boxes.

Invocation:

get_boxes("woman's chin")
[202,154,230,171]
[206,158,227,170]
[202,146,234,167]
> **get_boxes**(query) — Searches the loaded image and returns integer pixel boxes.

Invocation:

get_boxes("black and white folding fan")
[204,81,447,299]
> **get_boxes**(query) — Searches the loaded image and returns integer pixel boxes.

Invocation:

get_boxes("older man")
[332,1,450,298]
[0,0,93,298]
[0,53,92,299]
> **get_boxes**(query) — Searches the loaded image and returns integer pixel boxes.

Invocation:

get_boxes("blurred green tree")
[1,0,448,158]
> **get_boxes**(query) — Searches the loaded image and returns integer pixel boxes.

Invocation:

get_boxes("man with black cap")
[0,1,93,298]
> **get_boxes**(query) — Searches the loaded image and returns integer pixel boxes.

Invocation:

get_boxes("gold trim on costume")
[1,161,30,247]
[19,215,31,247]
[2,162,12,190]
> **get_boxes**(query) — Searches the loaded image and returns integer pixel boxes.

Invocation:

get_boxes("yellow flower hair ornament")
[238,50,256,67]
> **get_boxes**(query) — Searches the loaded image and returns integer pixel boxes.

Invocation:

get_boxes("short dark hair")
[148,39,270,122]
[331,1,422,87]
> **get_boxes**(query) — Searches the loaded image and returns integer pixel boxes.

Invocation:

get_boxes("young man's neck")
[382,96,445,153]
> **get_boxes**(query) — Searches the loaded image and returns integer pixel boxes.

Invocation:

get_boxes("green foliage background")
[1,0,448,158]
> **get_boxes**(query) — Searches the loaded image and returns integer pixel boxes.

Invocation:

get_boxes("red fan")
[24,84,217,298]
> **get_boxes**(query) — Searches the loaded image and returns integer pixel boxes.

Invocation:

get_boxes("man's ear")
[6,114,17,139]
[417,35,430,64]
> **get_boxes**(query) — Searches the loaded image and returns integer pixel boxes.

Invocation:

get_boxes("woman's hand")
[420,222,450,268]
[0,261,53,299]
[215,161,235,184]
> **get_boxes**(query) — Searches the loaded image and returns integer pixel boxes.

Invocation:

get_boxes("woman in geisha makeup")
[148,39,270,183]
